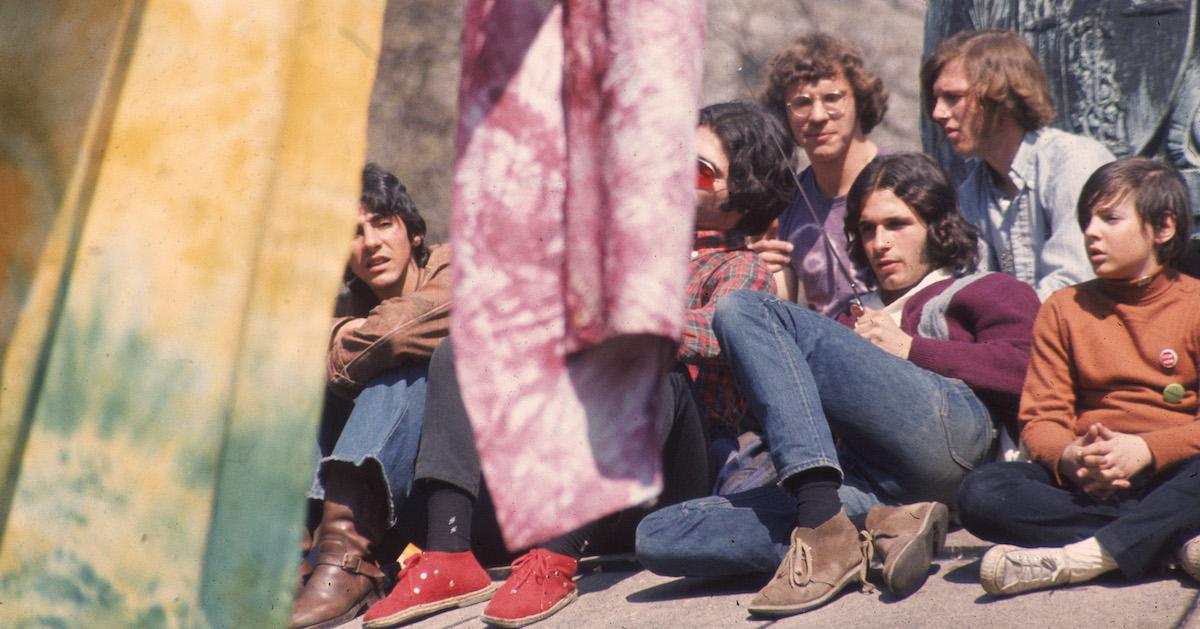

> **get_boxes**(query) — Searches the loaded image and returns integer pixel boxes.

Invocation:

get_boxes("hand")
[1077,423,1152,489]
[747,238,793,274]
[1058,437,1088,490]
[1058,435,1118,499]
[1061,424,1152,499]
[853,307,912,359]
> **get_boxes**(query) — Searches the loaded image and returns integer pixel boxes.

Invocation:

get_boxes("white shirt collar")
[859,268,954,326]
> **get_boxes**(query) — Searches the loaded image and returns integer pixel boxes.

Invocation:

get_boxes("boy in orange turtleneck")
[956,157,1200,596]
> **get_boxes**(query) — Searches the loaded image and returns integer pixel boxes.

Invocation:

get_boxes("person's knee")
[634,509,674,564]
[634,506,691,576]
[356,356,431,403]
[713,290,763,339]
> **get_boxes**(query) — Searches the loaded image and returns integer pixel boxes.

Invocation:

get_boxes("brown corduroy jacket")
[326,243,451,398]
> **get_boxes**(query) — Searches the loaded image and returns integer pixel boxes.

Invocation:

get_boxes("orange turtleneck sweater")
[1021,270,1200,483]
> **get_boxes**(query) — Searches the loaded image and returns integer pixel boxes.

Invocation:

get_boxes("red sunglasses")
[697,157,720,191]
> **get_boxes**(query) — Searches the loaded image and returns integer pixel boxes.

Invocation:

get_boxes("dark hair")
[360,162,430,267]
[1076,158,1194,267]
[920,30,1056,133]
[699,101,797,236]
[845,152,980,277]
[760,32,889,136]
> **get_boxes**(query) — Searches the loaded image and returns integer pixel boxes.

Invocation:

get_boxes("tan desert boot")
[863,501,949,597]
[748,509,865,617]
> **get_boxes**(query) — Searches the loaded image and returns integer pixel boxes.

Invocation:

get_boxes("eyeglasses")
[786,90,848,121]
[697,157,723,191]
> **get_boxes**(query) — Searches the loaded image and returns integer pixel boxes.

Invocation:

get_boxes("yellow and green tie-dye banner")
[0,1,384,625]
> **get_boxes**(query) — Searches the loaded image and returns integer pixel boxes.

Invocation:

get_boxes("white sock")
[1062,537,1119,582]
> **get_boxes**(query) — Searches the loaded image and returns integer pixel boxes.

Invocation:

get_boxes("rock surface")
[336,529,1200,628]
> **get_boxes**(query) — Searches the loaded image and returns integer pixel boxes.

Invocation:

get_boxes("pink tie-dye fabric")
[450,0,704,550]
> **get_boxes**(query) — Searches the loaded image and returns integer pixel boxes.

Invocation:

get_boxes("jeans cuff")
[314,455,401,527]
[776,459,843,490]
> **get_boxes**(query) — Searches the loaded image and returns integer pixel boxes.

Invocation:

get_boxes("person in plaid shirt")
[685,101,796,443]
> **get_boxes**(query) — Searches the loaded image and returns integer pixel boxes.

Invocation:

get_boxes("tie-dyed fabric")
[450,0,704,550]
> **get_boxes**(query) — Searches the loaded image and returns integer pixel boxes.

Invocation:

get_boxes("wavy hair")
[760,32,889,136]
[845,153,980,277]
[699,101,797,236]
[921,30,1056,133]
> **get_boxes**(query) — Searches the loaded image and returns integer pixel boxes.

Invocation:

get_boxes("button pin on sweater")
[1164,383,1185,404]
[1159,348,1178,370]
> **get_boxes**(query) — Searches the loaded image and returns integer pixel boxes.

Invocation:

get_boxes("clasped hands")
[1059,423,1153,500]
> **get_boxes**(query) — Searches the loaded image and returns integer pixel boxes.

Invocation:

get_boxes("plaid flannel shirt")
[682,230,775,431]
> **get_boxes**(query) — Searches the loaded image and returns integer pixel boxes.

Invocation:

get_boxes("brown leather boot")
[297,526,314,592]
[863,502,949,597]
[748,509,866,617]
[289,468,386,629]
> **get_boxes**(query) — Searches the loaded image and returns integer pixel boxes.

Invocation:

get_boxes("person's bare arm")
[773,266,797,302]
[748,237,798,302]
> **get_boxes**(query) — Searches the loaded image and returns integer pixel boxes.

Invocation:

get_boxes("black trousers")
[957,456,1200,578]
[411,337,711,564]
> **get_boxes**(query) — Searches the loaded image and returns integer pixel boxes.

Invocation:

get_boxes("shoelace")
[779,533,876,593]
[508,549,554,591]
[1008,551,1062,583]
[858,531,877,593]
[784,540,814,587]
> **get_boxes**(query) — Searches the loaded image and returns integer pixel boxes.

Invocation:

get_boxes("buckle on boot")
[339,553,385,579]
[313,551,383,579]
[341,553,364,572]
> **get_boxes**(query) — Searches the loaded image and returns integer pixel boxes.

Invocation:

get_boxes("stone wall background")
[365,1,928,243]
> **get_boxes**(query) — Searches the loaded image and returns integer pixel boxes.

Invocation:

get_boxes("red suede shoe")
[362,551,496,628]
[480,548,578,628]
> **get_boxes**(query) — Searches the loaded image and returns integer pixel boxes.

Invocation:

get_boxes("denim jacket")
[958,127,1113,301]
[327,243,452,398]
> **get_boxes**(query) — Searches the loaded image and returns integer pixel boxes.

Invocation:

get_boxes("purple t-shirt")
[776,167,875,315]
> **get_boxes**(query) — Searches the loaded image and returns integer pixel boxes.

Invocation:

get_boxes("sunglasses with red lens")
[696,157,719,191]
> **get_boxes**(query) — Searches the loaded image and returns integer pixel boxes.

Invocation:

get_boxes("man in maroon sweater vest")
[636,153,1040,615]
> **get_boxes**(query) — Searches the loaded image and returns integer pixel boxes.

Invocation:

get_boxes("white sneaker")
[1178,534,1200,582]
[979,544,1071,596]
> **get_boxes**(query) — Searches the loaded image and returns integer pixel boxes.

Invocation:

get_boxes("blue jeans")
[636,290,994,576]
[958,457,1200,579]
[308,366,427,527]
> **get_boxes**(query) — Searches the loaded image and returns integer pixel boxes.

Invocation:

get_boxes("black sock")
[541,522,596,560]
[425,480,474,553]
[784,467,843,529]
